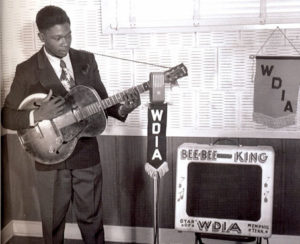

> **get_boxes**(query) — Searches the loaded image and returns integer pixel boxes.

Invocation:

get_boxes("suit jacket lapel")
[69,48,86,86]
[37,48,68,96]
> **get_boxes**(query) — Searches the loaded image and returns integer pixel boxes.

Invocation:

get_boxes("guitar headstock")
[164,63,188,85]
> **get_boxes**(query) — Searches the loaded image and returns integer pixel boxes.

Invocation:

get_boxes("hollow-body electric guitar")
[17,63,188,165]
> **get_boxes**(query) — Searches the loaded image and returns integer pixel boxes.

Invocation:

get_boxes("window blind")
[102,0,300,32]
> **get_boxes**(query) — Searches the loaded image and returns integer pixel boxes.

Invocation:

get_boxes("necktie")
[60,59,75,91]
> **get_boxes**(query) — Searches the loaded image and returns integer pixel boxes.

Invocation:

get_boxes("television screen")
[187,163,262,221]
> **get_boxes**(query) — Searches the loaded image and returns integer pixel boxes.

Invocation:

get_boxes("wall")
[2,135,300,236]
[1,0,300,242]
[2,0,300,138]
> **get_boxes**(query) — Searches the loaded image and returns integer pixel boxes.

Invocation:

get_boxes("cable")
[93,52,171,69]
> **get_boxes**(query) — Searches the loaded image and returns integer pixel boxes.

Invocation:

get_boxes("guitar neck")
[55,81,151,128]
[70,81,150,122]
[100,81,150,109]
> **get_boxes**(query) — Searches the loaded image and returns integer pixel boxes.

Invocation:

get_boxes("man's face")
[38,22,72,58]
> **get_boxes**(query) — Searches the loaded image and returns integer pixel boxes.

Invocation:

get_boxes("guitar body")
[17,85,107,165]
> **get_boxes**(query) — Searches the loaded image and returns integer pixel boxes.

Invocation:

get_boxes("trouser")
[35,163,104,244]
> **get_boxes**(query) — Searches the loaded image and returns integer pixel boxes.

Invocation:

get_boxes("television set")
[175,143,274,238]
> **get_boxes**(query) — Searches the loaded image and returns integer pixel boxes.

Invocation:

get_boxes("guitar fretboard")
[82,81,150,119]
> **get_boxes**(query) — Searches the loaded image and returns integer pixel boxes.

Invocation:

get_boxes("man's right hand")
[34,90,65,122]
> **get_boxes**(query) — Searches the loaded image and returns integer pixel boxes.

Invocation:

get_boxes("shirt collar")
[43,46,70,64]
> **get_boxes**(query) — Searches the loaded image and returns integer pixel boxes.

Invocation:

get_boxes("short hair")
[36,5,70,32]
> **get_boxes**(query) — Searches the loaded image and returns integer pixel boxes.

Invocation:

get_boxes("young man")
[1,5,140,244]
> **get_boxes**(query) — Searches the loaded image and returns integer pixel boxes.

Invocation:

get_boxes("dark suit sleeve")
[1,65,31,130]
[89,54,127,122]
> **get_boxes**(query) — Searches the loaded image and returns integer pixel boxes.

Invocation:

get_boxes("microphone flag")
[147,103,167,169]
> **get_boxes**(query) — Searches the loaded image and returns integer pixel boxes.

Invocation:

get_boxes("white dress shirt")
[44,47,74,81]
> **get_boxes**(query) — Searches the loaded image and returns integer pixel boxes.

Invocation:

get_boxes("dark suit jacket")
[2,47,126,170]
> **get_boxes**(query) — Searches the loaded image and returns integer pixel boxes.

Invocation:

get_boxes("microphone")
[149,72,165,104]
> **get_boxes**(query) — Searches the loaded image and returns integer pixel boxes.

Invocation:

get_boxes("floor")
[6,235,260,244]
[6,236,135,244]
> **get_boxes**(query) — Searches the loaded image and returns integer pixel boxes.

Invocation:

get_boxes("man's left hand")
[119,88,141,116]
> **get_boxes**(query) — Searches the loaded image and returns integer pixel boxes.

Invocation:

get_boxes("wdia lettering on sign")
[147,104,167,169]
